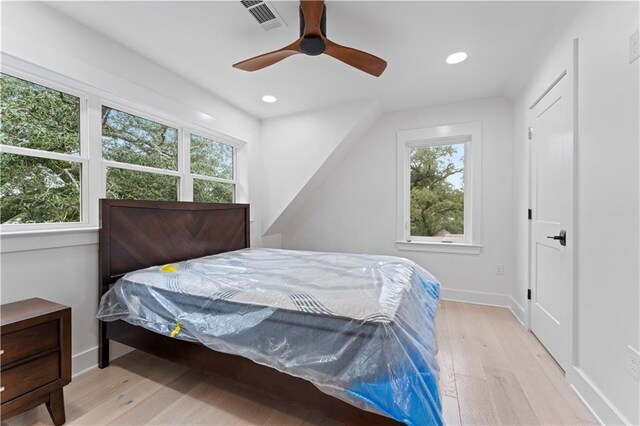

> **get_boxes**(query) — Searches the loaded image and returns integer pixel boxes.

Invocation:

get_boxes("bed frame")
[98,199,402,426]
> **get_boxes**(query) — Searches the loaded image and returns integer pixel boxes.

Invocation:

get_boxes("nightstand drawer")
[1,321,59,365]
[1,351,59,402]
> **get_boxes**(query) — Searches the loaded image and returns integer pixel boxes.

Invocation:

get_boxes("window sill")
[395,240,482,255]
[1,227,99,253]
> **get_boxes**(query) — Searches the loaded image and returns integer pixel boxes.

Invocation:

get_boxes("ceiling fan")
[233,0,387,77]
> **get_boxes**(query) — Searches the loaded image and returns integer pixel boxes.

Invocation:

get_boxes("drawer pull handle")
[0,349,4,355]
[0,386,4,393]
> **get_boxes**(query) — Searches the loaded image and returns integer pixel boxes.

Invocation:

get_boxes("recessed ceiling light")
[446,52,468,65]
[262,95,277,103]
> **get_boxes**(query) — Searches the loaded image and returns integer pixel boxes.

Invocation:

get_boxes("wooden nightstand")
[1,298,71,425]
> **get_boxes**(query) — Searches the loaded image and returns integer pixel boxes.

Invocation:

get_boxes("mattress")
[116,248,413,323]
[97,248,442,425]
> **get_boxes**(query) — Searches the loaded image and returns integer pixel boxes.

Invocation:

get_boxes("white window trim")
[395,122,482,254]
[0,55,247,238]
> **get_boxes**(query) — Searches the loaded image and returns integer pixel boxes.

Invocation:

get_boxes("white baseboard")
[71,346,99,378]
[441,287,512,308]
[71,341,134,378]
[568,366,630,426]
[440,288,528,328]
[508,297,527,326]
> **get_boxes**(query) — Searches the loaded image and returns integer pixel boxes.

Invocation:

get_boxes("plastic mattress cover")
[97,248,442,425]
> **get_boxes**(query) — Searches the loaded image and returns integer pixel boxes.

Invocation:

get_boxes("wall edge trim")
[568,366,631,426]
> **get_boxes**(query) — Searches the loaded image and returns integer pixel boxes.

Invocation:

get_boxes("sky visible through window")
[445,144,464,189]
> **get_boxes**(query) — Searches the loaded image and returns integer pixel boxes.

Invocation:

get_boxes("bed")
[98,200,442,425]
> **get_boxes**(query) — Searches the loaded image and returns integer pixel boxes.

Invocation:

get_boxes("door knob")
[547,230,567,246]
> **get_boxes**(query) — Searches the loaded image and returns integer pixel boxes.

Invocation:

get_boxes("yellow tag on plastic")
[160,264,177,272]
[170,322,181,338]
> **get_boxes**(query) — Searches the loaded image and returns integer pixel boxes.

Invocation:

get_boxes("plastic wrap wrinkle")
[97,248,442,425]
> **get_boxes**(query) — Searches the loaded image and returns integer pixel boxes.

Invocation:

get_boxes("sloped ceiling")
[258,100,383,237]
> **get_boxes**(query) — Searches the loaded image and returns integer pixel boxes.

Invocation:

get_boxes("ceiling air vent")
[241,0,286,31]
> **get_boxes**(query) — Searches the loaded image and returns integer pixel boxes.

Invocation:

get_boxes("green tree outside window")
[410,144,465,238]
[0,73,82,224]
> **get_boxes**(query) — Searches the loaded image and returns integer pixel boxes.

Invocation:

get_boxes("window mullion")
[87,96,103,224]
[181,129,193,201]
[0,145,84,163]
[404,146,411,241]
[464,141,472,245]
[233,145,240,203]
[189,174,236,185]
[102,160,180,177]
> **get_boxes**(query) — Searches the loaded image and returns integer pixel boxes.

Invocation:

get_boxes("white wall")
[258,100,382,239]
[0,2,260,375]
[280,97,517,310]
[511,2,639,424]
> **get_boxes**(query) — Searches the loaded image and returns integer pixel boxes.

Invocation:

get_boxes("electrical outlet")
[495,263,504,275]
[630,29,640,64]
[628,345,640,381]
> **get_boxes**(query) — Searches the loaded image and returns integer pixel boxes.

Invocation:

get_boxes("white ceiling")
[47,1,583,119]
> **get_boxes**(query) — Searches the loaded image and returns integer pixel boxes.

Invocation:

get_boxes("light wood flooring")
[3,301,597,425]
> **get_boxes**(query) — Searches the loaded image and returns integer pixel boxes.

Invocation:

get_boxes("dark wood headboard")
[99,199,250,294]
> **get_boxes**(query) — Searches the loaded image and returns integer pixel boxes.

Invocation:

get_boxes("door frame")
[526,38,579,371]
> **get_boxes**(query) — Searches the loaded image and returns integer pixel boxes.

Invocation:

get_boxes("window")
[102,106,180,201]
[396,122,481,252]
[410,143,465,238]
[0,57,245,233]
[190,134,235,203]
[0,72,87,226]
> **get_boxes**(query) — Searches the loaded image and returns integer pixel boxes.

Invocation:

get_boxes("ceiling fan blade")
[300,0,324,36]
[323,39,387,77]
[233,39,302,72]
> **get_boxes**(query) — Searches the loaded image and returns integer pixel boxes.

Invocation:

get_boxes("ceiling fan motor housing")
[299,5,327,56]
[300,36,325,55]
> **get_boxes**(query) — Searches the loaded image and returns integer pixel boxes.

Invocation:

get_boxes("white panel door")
[530,73,573,371]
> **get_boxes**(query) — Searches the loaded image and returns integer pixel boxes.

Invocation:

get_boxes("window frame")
[0,66,91,232]
[396,122,482,253]
[0,56,247,235]
[186,130,238,203]
[100,101,184,202]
